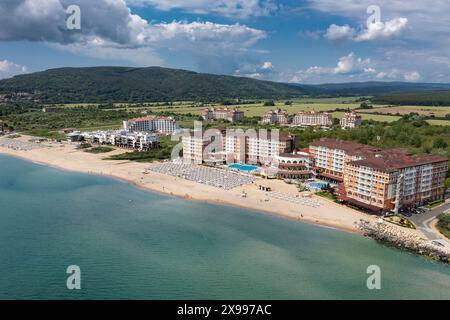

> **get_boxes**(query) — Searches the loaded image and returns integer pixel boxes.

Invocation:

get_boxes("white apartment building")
[261,109,289,125]
[123,116,178,134]
[83,130,159,151]
[292,111,333,127]
[201,108,245,123]
[340,112,362,129]
[182,130,295,165]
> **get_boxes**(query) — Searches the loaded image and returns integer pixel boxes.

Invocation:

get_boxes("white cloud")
[355,17,408,41]
[324,18,408,42]
[404,71,421,81]
[127,0,278,19]
[0,0,266,69]
[324,24,355,42]
[306,53,372,75]
[308,0,449,42]
[261,61,274,70]
[235,61,275,79]
[0,60,28,79]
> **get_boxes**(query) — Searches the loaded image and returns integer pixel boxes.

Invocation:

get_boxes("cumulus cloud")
[376,69,421,82]
[0,60,28,79]
[324,24,355,42]
[0,0,266,68]
[324,18,408,42]
[127,0,278,19]
[306,53,372,75]
[404,71,421,81]
[355,17,408,41]
[234,61,276,79]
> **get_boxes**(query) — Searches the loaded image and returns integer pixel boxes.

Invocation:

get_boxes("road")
[409,202,450,248]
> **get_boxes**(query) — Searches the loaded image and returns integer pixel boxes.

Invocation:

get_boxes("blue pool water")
[308,182,329,190]
[228,164,259,173]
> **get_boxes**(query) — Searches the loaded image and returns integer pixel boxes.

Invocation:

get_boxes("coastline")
[0,136,424,238]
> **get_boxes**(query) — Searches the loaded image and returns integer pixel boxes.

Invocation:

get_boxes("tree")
[433,137,448,149]
[264,100,275,107]
[359,102,373,109]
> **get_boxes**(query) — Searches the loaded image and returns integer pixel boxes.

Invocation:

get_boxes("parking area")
[409,201,450,248]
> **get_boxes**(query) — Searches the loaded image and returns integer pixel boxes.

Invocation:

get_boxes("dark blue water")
[0,154,448,299]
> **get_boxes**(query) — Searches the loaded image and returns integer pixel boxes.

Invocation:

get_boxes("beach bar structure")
[83,130,160,151]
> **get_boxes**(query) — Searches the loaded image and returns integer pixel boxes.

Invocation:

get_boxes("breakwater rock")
[357,219,450,264]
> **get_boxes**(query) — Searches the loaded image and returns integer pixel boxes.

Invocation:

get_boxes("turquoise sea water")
[0,154,449,300]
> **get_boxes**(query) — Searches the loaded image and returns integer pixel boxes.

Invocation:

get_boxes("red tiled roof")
[310,138,380,156]
[351,150,448,171]
[128,116,174,121]
[317,172,344,182]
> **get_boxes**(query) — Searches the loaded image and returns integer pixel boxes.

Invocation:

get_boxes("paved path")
[410,202,450,248]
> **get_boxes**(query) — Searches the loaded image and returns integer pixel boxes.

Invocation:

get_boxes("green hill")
[0,66,308,103]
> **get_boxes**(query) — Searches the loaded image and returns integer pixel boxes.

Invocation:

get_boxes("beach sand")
[0,135,426,237]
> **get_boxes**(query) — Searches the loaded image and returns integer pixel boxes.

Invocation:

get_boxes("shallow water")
[0,154,448,299]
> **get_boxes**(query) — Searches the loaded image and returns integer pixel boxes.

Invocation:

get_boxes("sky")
[0,0,449,84]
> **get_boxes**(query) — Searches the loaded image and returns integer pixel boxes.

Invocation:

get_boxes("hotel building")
[261,109,289,125]
[182,132,212,164]
[310,139,375,181]
[123,116,178,134]
[291,111,333,127]
[310,138,448,213]
[272,150,312,179]
[182,129,295,165]
[201,108,245,123]
[83,130,159,151]
[340,112,362,129]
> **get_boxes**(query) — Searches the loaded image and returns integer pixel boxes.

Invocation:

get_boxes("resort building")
[123,116,178,134]
[310,138,448,213]
[201,108,245,123]
[83,130,159,151]
[310,139,375,182]
[261,109,289,125]
[181,129,295,165]
[182,132,212,164]
[246,132,295,164]
[273,150,313,179]
[340,112,362,129]
[341,151,448,213]
[291,111,333,128]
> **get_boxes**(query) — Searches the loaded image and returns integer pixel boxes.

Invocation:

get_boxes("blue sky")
[0,0,449,83]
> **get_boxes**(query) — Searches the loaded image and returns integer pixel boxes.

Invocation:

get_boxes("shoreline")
[1,149,360,235]
[0,136,425,239]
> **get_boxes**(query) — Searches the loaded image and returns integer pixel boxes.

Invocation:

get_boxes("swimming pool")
[228,164,259,173]
[308,182,329,191]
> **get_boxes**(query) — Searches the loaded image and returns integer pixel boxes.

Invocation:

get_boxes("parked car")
[401,212,413,218]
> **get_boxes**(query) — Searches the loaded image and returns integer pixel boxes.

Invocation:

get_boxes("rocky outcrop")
[357,219,450,264]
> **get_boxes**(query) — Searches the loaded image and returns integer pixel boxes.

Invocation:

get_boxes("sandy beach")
[0,135,427,237]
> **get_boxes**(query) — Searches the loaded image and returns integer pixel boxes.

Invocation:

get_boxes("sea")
[0,154,448,299]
